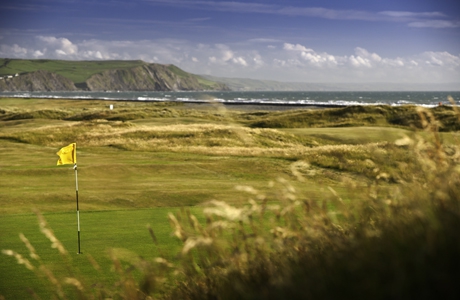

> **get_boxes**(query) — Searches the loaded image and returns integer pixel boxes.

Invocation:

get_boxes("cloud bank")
[0,36,459,85]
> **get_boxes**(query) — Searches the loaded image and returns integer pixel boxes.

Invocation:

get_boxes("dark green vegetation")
[1,97,460,299]
[250,104,460,131]
[0,59,228,91]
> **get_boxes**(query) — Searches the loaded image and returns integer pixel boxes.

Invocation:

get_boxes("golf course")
[1,97,460,299]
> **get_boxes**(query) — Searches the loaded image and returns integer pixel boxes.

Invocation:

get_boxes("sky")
[0,0,459,86]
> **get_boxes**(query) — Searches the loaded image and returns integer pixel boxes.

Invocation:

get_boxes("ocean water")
[1,91,459,107]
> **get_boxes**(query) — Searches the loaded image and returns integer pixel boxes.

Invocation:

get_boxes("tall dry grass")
[160,103,460,300]
[3,98,460,299]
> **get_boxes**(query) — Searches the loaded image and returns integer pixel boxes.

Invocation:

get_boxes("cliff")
[0,59,229,92]
[0,70,78,91]
[85,64,228,91]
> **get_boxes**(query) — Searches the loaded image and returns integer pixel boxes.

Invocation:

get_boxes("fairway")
[0,139,298,214]
[0,208,189,299]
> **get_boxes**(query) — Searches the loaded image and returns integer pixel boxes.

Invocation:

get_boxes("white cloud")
[37,36,78,56]
[221,50,234,62]
[283,43,313,52]
[0,44,28,58]
[232,57,247,66]
[349,55,372,68]
[144,1,458,28]
[0,36,458,84]
[81,50,105,59]
[408,20,460,29]
[10,44,28,55]
[420,51,460,67]
[301,52,338,67]
[382,57,405,67]
[248,38,281,43]
[354,47,382,62]
[379,11,446,18]
[33,50,44,58]
[279,7,378,21]
[252,53,264,67]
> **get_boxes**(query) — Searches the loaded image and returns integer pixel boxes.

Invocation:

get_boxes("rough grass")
[1,97,459,213]
[2,97,460,299]
[249,104,460,131]
[4,130,460,299]
[161,104,460,299]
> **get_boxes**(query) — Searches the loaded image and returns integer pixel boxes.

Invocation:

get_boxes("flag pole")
[74,163,81,254]
[56,143,80,254]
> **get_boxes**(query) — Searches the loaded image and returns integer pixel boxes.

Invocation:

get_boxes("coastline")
[2,89,459,109]
[183,102,327,111]
[0,95,353,112]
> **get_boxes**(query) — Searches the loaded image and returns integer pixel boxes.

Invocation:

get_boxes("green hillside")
[0,59,228,91]
[0,59,146,84]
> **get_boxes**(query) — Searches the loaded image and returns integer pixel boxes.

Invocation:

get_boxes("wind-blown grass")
[2,97,460,299]
[160,104,460,300]
[249,104,460,131]
[3,125,460,299]
[0,208,189,299]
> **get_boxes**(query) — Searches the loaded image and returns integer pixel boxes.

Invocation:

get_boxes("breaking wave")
[1,91,459,108]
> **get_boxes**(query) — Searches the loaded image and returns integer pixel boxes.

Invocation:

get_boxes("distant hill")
[0,59,228,92]
[1,58,457,92]
[0,70,78,92]
[201,75,460,92]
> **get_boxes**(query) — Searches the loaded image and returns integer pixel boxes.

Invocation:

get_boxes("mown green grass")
[0,139,295,214]
[0,208,196,299]
[281,127,409,144]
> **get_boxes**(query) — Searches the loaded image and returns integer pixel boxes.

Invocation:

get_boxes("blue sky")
[0,0,459,85]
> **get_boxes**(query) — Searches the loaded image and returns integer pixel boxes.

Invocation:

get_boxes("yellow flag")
[56,143,77,165]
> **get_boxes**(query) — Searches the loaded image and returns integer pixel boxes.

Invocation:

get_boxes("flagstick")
[74,163,81,254]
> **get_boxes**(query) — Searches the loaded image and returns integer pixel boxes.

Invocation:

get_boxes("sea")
[1,90,460,108]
